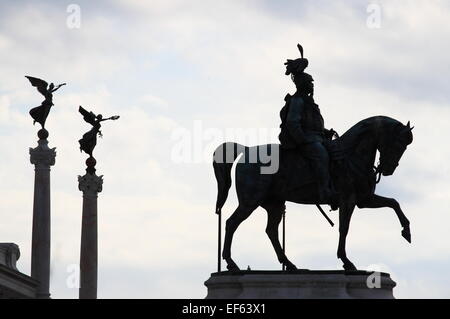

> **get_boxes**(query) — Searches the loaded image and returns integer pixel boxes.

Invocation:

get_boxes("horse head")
[378,120,414,176]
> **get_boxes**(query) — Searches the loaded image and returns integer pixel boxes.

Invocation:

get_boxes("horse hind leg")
[222,204,256,272]
[263,202,298,271]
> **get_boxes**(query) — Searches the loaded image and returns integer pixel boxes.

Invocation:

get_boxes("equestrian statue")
[213,44,414,272]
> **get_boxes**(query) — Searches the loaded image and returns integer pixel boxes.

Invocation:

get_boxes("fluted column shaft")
[78,173,103,299]
[30,134,56,299]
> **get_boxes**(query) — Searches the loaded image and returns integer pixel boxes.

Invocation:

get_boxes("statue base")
[204,270,396,299]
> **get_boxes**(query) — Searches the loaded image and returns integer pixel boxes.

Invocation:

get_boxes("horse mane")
[333,116,403,153]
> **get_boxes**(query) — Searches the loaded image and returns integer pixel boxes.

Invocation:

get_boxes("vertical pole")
[282,211,286,271]
[217,211,222,273]
[30,129,55,299]
[78,162,103,299]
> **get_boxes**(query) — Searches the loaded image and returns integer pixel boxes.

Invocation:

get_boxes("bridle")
[373,162,382,184]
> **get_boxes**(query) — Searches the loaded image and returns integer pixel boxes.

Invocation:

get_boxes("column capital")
[78,173,103,197]
[29,139,56,168]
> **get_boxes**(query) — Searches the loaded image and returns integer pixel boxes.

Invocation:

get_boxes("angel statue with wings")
[25,76,66,128]
[78,106,120,157]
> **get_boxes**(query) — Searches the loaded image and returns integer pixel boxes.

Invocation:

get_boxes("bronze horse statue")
[213,116,414,271]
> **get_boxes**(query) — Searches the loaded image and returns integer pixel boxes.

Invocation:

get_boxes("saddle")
[278,140,345,192]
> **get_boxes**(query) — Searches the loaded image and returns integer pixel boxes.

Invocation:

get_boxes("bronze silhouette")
[213,44,414,272]
[280,44,338,208]
[25,76,66,128]
[78,106,119,157]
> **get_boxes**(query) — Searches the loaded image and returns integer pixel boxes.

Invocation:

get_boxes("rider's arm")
[324,128,339,140]
[324,128,334,140]
[286,97,308,144]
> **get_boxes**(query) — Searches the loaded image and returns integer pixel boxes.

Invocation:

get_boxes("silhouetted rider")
[279,44,337,203]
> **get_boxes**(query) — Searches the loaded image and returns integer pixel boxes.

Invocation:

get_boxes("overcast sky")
[1,0,450,298]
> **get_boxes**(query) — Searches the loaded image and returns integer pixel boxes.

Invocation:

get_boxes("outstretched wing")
[25,76,48,96]
[79,106,97,126]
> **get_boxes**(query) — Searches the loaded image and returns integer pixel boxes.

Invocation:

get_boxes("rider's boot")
[314,162,339,210]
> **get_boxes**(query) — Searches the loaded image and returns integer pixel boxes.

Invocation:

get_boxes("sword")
[282,211,286,271]
[316,205,334,227]
[217,210,222,272]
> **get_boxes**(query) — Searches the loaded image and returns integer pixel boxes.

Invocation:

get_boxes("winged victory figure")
[78,106,120,157]
[25,76,66,128]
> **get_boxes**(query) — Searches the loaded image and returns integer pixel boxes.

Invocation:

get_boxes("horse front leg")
[358,194,411,243]
[337,201,357,271]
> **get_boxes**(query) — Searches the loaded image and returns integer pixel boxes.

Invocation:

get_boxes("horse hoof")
[343,262,357,271]
[226,262,241,272]
[402,227,411,243]
[284,262,298,271]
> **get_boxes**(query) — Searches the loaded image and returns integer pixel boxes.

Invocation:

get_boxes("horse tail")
[213,142,246,215]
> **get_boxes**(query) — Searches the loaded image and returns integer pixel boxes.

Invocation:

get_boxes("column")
[29,128,56,299]
[78,158,103,299]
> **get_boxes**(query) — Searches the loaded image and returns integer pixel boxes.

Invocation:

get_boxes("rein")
[373,162,382,184]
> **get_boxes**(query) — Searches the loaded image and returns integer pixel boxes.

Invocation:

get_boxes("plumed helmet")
[285,44,309,76]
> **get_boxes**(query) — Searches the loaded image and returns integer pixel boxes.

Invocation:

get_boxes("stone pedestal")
[0,244,20,271]
[29,129,55,299]
[78,171,103,299]
[205,270,396,299]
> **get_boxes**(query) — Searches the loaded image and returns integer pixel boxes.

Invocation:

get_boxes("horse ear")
[400,121,414,145]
